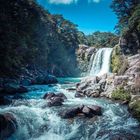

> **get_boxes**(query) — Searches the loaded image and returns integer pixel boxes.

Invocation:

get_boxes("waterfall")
[89,48,113,76]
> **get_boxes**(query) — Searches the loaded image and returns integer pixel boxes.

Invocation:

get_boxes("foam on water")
[0,78,140,140]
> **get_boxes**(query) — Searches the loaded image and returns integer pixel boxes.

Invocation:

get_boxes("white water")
[89,48,113,76]
[0,78,140,140]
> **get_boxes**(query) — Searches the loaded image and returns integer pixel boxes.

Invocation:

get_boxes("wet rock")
[55,93,67,100]
[43,92,67,100]
[60,105,102,119]
[88,105,102,115]
[1,84,28,95]
[75,92,85,98]
[34,75,58,85]
[43,92,55,100]
[90,91,100,98]
[82,106,93,118]
[0,113,17,139]
[60,107,81,119]
[66,88,76,91]
[20,79,32,86]
[47,97,64,107]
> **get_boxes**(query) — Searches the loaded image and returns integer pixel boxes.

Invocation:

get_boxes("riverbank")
[76,53,140,122]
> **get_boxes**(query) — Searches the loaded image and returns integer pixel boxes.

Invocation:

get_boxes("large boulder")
[82,106,93,118]
[47,97,64,107]
[0,113,17,139]
[60,105,102,119]
[60,107,81,119]
[43,92,67,107]
[88,105,102,115]
[43,92,67,100]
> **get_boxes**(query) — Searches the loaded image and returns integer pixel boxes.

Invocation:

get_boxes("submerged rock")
[0,113,17,139]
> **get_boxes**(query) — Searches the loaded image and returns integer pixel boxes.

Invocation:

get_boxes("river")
[0,77,140,140]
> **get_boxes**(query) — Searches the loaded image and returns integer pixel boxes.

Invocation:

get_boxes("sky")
[37,0,118,35]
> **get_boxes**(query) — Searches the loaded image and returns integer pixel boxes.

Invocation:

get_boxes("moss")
[111,87,131,101]
[129,100,140,121]
[111,45,128,75]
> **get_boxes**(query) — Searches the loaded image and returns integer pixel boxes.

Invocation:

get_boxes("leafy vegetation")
[0,0,80,77]
[129,100,140,121]
[112,87,131,101]
[111,0,140,54]
[111,45,128,74]
[78,31,119,48]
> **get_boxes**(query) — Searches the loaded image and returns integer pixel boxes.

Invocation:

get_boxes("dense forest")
[0,0,80,78]
[0,0,119,79]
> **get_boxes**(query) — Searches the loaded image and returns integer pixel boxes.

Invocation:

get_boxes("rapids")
[0,78,140,140]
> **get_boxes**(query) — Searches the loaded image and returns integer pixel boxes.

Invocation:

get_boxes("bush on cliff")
[129,100,140,121]
[112,87,131,101]
[111,45,128,75]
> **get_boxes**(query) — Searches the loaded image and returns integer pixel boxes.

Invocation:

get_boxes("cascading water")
[89,48,113,76]
[0,78,140,140]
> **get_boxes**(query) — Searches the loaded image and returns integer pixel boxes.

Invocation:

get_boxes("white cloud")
[48,0,78,4]
[88,0,101,3]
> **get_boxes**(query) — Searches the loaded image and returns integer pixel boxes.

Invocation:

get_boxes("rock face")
[60,105,102,119]
[0,113,17,139]
[43,92,67,107]
[0,84,28,95]
[76,45,97,74]
[32,75,58,85]
[76,53,140,121]
[76,76,108,98]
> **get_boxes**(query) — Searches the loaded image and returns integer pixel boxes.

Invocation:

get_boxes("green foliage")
[111,45,128,74]
[111,45,122,73]
[86,31,119,47]
[0,0,80,77]
[77,31,119,48]
[112,87,131,101]
[129,100,140,121]
[111,1,140,53]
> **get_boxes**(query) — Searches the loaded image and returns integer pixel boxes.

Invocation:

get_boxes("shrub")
[111,87,131,101]
[111,45,128,74]
[129,100,140,121]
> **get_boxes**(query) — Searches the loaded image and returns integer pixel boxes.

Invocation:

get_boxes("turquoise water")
[0,78,140,140]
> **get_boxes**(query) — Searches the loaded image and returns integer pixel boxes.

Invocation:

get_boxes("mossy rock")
[129,100,140,121]
[111,87,131,101]
[111,45,128,75]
